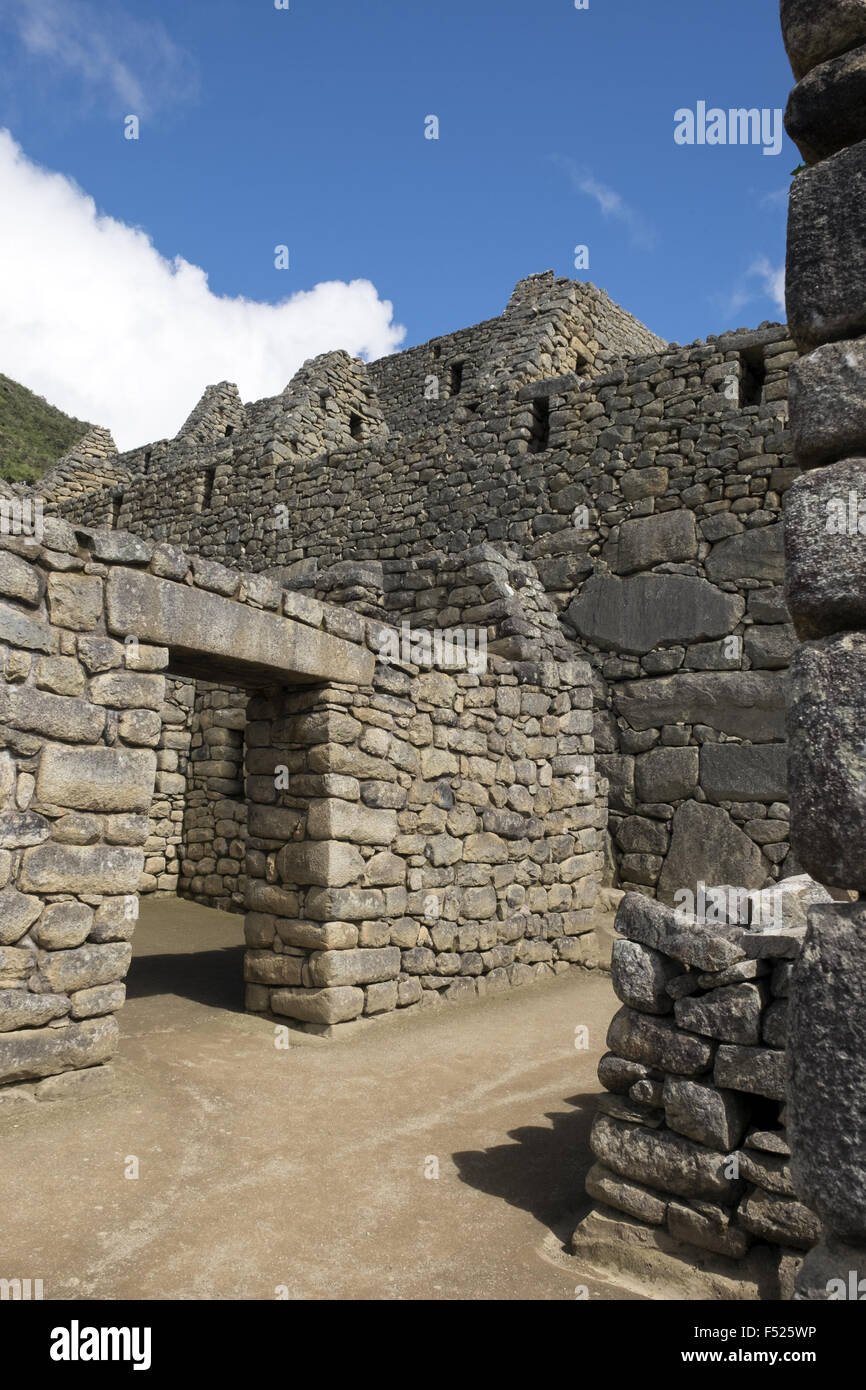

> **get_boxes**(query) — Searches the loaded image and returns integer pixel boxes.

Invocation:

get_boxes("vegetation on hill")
[0,374,93,484]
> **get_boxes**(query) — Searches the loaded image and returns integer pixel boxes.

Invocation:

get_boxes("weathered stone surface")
[0,551,42,605]
[594,754,634,812]
[616,890,746,971]
[674,983,765,1046]
[269,986,365,1024]
[18,844,144,895]
[781,0,866,80]
[656,802,767,907]
[616,672,786,740]
[0,886,43,944]
[0,989,69,1031]
[787,633,866,886]
[787,142,866,351]
[46,573,104,630]
[243,951,304,987]
[70,982,126,1019]
[667,1200,751,1259]
[700,744,788,804]
[590,1113,739,1202]
[785,459,866,639]
[704,525,784,583]
[737,1149,796,1198]
[89,672,164,710]
[613,511,697,575]
[794,1233,866,1300]
[610,938,679,1015]
[0,687,104,743]
[566,574,743,656]
[634,747,698,803]
[738,1187,820,1251]
[34,941,131,993]
[33,900,93,949]
[105,568,374,685]
[607,1006,715,1076]
[0,1015,118,1083]
[36,744,156,813]
[275,840,365,888]
[306,799,397,845]
[715,1044,786,1100]
[0,601,57,652]
[789,338,866,467]
[585,1161,668,1225]
[786,45,866,163]
[597,1052,652,1094]
[304,886,387,921]
[663,1076,750,1152]
[789,904,866,1242]
[308,946,400,987]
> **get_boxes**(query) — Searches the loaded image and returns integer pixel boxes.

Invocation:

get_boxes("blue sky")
[0,0,796,446]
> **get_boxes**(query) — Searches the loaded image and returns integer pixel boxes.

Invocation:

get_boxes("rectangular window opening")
[738,347,766,408]
[349,412,364,441]
[200,467,216,511]
[110,492,123,529]
[224,425,234,437]
[528,397,551,454]
[450,362,464,396]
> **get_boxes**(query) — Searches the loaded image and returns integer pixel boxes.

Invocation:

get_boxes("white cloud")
[551,156,655,250]
[719,256,786,320]
[748,256,786,312]
[3,0,197,115]
[0,131,406,452]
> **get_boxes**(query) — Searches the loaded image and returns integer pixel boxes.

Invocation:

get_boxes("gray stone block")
[566,574,744,656]
[789,904,866,1242]
[700,744,788,803]
[787,141,866,351]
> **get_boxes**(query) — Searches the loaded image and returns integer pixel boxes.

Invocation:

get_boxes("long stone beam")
[105,568,375,687]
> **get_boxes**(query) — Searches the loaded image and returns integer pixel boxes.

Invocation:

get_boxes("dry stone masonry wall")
[32,273,801,899]
[575,883,829,1297]
[776,0,866,1302]
[0,518,600,1101]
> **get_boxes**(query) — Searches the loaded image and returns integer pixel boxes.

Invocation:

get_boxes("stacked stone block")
[581,889,822,1281]
[778,0,866,1299]
[42,276,800,898]
[243,644,601,1035]
[177,682,247,912]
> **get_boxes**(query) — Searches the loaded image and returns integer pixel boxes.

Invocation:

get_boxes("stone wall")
[777,0,866,1301]
[0,517,603,1100]
[178,682,247,913]
[242,651,600,1036]
[574,884,828,1295]
[40,281,800,896]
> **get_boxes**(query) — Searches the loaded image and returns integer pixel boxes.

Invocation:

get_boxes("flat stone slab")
[106,568,374,686]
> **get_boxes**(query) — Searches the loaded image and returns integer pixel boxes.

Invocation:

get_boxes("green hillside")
[0,374,93,484]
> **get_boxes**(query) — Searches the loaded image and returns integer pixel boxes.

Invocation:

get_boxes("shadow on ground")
[453,1091,599,1245]
[124,945,247,1013]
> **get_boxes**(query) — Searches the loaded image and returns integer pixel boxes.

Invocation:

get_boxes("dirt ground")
[0,899,634,1301]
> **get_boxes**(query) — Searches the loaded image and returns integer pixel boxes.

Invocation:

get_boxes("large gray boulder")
[566,574,743,655]
[656,802,767,906]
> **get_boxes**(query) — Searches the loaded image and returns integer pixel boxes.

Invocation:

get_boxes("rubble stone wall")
[0,519,602,1100]
[243,651,601,1036]
[585,890,822,1285]
[41,277,801,897]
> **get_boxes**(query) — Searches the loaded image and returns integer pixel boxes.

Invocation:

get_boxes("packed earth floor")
[0,899,632,1302]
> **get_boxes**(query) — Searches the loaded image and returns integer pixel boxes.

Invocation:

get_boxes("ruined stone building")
[0,246,846,1296]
